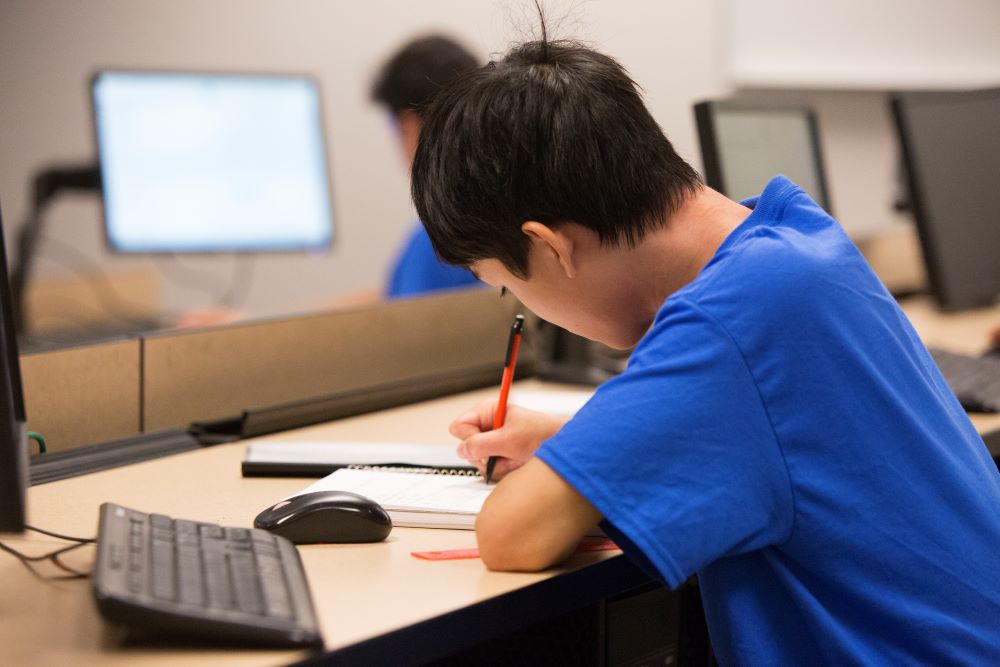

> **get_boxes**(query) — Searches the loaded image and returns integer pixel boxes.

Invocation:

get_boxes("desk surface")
[3,296,999,666]
[0,381,621,667]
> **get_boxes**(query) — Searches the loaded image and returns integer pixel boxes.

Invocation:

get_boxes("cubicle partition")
[141,289,522,433]
[21,289,525,480]
[21,339,141,453]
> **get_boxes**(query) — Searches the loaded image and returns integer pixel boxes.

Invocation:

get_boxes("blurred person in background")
[177,35,481,327]
[372,35,482,298]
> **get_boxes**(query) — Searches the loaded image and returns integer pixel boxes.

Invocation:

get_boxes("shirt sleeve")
[535,299,794,588]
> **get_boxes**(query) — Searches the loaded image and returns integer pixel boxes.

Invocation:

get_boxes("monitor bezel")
[90,68,338,255]
[694,100,833,214]
[890,87,1000,312]
[0,200,28,533]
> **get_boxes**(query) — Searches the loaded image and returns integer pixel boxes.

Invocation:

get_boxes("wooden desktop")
[0,381,649,667]
[2,295,999,666]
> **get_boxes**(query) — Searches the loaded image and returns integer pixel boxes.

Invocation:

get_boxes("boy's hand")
[450,400,569,480]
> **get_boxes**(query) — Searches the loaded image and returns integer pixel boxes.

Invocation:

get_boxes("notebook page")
[297,468,493,515]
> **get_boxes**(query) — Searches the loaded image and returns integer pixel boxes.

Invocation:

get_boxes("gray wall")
[0,0,946,319]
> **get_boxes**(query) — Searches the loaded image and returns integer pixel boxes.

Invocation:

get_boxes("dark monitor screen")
[92,70,335,253]
[694,102,831,212]
[0,201,28,533]
[891,88,1000,311]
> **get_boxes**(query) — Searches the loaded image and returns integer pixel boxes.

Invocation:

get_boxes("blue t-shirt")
[386,221,480,298]
[536,176,1000,665]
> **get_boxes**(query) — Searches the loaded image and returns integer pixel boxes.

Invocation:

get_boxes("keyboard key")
[226,527,250,542]
[127,569,144,593]
[128,531,143,551]
[203,550,232,609]
[229,551,263,614]
[257,554,293,619]
[152,528,175,544]
[200,524,225,541]
[108,544,124,570]
[177,546,204,607]
[151,542,176,601]
[176,520,200,546]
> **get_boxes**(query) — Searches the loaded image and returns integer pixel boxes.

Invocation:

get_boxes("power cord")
[0,525,96,581]
[28,431,45,454]
[24,525,94,543]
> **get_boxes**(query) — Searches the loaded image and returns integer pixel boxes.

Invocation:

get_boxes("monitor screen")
[694,102,831,211]
[92,71,335,253]
[0,201,28,533]
[891,88,1000,311]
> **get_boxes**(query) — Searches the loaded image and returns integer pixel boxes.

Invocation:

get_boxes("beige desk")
[3,296,999,666]
[0,382,634,667]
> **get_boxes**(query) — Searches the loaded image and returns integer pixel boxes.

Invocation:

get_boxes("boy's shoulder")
[676,186,856,318]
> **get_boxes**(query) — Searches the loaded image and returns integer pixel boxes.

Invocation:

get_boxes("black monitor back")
[0,201,28,532]
[891,88,1000,311]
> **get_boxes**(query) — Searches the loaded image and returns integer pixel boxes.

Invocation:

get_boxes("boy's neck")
[628,187,752,322]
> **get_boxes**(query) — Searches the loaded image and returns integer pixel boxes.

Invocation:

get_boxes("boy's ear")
[521,221,576,279]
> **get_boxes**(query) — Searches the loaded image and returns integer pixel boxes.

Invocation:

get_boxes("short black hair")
[411,39,703,278]
[371,35,480,116]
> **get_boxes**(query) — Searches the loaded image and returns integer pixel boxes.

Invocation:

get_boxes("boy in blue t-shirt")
[410,36,1000,665]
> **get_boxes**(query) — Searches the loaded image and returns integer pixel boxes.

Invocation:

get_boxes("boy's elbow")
[476,512,565,572]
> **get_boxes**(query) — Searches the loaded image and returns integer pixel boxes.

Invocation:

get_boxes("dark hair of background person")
[411,38,704,279]
[371,35,481,116]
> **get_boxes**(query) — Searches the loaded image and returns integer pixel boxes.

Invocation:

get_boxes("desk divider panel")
[21,340,142,453]
[142,289,523,432]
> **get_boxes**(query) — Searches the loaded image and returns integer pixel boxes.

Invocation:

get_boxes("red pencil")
[485,314,524,483]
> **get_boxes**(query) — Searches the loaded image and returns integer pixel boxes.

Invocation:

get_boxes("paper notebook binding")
[346,464,481,478]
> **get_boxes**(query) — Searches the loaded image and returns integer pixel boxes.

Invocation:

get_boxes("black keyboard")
[92,502,323,648]
[931,348,1000,413]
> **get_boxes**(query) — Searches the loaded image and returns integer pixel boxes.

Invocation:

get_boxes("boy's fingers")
[462,430,506,461]
[450,419,482,440]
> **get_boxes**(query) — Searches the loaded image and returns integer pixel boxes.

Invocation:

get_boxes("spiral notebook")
[242,441,475,477]
[292,466,490,530]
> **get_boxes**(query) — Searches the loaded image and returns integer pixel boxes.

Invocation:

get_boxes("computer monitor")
[91,70,335,253]
[0,201,29,533]
[694,102,831,211]
[891,88,1000,311]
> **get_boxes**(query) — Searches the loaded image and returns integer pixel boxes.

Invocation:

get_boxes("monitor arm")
[10,163,101,335]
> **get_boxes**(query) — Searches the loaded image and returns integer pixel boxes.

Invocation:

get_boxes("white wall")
[0,0,976,321]
[0,0,733,319]
[725,0,1000,89]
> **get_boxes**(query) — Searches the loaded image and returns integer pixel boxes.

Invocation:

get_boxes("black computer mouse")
[254,491,392,544]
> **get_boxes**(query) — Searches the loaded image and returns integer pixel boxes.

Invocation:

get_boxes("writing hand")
[450,399,569,481]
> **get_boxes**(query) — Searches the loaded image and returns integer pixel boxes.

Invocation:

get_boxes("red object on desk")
[485,314,525,483]
[411,538,620,561]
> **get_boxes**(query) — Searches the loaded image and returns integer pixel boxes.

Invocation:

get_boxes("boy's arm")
[476,457,602,571]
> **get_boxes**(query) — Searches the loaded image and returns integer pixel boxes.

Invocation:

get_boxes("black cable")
[0,540,93,581]
[0,541,50,581]
[25,524,96,543]
[0,525,97,580]
[49,551,91,578]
